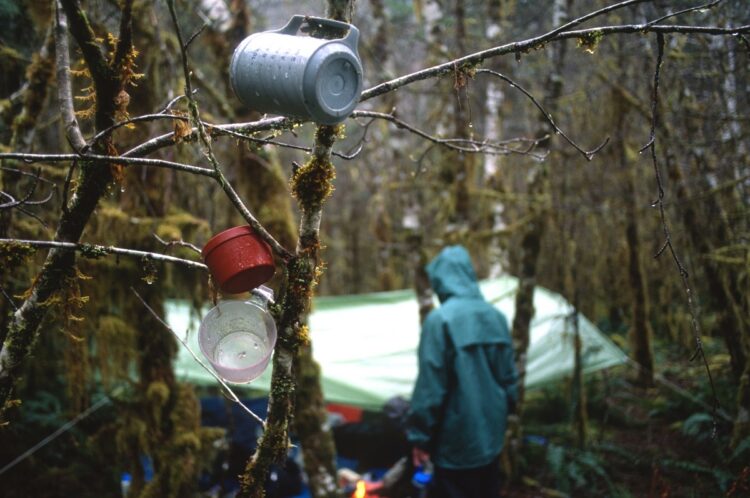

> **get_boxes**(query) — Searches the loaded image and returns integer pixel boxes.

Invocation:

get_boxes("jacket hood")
[426,245,482,303]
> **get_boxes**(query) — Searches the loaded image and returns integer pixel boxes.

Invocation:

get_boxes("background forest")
[0,0,748,497]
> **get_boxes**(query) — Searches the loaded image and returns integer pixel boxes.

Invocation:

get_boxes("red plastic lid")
[202,225,256,258]
[202,225,275,293]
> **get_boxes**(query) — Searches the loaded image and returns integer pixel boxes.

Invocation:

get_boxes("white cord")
[0,395,111,476]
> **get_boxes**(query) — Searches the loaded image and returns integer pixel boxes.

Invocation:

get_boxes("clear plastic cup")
[198,286,277,383]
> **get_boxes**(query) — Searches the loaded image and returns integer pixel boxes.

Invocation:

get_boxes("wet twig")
[166,0,292,261]
[640,32,720,436]
[153,233,201,255]
[475,69,609,160]
[352,110,548,159]
[0,238,207,270]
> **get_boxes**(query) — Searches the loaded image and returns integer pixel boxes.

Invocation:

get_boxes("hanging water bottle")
[229,15,363,124]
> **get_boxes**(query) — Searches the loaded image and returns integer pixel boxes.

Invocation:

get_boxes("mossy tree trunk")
[0,0,135,417]
[511,0,571,410]
[506,0,571,482]
[0,28,55,344]
[238,123,343,498]
[612,82,655,386]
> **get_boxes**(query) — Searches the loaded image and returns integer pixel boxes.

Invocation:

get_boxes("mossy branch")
[360,3,748,102]
[0,0,134,418]
[0,239,207,270]
[238,1,348,488]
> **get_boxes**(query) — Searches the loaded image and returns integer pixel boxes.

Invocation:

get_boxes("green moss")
[0,241,35,266]
[270,372,296,400]
[290,155,336,212]
[79,243,109,259]
[577,30,603,54]
[239,420,291,497]
[146,381,170,407]
[96,315,137,387]
[289,125,343,212]
[174,432,201,452]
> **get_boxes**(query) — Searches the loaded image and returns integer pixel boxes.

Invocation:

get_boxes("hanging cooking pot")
[229,15,363,125]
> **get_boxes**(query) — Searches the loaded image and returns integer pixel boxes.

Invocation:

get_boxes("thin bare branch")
[0,285,18,312]
[360,22,750,102]
[165,0,293,261]
[0,238,207,270]
[122,116,296,158]
[85,113,189,152]
[0,166,56,186]
[215,126,359,160]
[645,0,722,28]
[185,22,208,49]
[0,168,54,210]
[352,110,548,159]
[641,32,720,436]
[153,233,201,255]
[0,152,217,178]
[475,69,609,160]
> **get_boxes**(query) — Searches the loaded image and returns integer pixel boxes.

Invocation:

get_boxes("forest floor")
[504,337,749,498]
[2,336,749,498]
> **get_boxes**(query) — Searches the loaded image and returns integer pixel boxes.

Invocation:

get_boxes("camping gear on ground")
[171,276,628,407]
[198,286,277,383]
[411,463,433,497]
[120,473,131,497]
[201,225,275,294]
[229,15,363,124]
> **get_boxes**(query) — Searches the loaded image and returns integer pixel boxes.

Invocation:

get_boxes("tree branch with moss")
[0,0,136,418]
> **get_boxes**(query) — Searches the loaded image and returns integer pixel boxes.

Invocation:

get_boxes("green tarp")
[168,276,628,410]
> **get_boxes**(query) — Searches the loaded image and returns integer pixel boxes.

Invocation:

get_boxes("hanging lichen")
[57,266,93,413]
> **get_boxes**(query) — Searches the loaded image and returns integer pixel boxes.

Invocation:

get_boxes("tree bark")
[0,0,133,416]
[0,27,55,343]
[511,0,572,410]
[237,5,355,491]
[614,85,655,387]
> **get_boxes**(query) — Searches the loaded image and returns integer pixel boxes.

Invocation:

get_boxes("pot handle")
[274,15,360,51]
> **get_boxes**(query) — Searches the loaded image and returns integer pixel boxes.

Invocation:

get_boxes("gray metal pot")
[229,15,363,125]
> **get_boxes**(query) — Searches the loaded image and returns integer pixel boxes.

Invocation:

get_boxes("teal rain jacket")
[406,246,519,469]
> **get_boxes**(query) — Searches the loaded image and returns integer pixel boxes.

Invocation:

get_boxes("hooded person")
[406,245,518,498]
